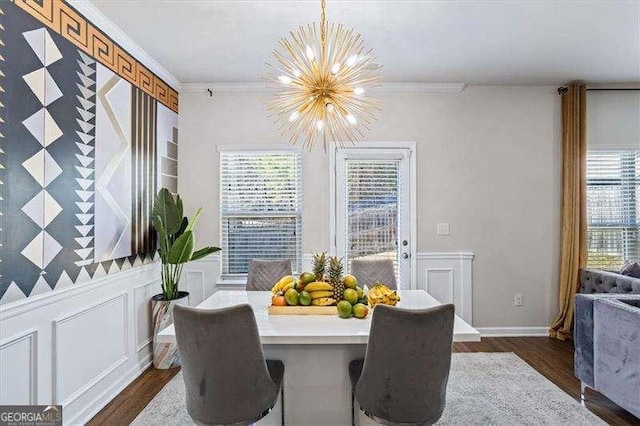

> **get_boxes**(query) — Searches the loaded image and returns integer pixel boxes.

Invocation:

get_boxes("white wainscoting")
[0,254,220,425]
[416,252,474,325]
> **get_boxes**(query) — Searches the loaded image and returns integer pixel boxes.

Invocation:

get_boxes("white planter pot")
[151,291,189,369]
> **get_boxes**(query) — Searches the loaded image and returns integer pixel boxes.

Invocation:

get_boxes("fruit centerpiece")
[269,253,369,319]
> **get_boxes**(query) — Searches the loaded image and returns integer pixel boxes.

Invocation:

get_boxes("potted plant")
[151,188,220,369]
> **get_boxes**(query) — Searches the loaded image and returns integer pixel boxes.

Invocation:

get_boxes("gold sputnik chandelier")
[266,0,381,151]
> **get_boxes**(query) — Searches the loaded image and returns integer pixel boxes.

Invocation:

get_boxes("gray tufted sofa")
[579,268,640,295]
[574,293,640,418]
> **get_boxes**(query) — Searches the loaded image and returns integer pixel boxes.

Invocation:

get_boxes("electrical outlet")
[514,293,523,307]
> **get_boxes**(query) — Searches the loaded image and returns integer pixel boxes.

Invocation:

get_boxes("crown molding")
[67,0,182,91]
[181,82,467,94]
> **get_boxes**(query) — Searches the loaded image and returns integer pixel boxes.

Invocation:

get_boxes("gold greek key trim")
[13,0,179,112]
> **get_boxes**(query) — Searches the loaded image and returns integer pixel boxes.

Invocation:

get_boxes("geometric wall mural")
[1,2,179,304]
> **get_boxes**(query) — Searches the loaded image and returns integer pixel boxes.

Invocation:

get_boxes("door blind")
[220,151,302,277]
[343,159,401,283]
[586,150,640,270]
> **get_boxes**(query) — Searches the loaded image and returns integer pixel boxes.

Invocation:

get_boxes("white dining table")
[158,290,480,425]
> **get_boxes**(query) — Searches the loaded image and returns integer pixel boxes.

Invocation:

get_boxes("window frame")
[217,146,303,284]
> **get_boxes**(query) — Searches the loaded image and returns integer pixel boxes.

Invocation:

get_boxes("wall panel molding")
[416,252,474,324]
[133,280,158,353]
[0,329,38,404]
[425,267,455,304]
[52,292,129,406]
[183,255,220,301]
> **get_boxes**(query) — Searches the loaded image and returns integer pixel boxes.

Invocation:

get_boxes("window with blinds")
[344,159,401,282]
[586,150,640,270]
[220,150,302,277]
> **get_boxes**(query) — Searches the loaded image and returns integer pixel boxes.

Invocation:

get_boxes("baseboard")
[70,356,152,425]
[477,327,549,337]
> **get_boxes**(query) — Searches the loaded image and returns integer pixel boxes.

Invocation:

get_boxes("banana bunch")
[304,281,337,305]
[312,297,337,306]
[271,275,295,294]
[368,283,401,307]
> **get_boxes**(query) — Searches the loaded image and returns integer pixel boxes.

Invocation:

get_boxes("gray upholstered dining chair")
[246,259,292,291]
[349,303,455,426]
[350,258,397,289]
[173,304,285,425]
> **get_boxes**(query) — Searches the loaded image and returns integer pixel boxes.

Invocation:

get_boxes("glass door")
[334,148,413,288]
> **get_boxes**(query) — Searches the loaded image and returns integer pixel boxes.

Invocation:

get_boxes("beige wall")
[178,86,562,328]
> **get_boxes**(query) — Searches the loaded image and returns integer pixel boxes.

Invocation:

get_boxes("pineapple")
[328,256,345,301]
[312,252,327,282]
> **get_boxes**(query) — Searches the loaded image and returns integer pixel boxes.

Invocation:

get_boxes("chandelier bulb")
[293,69,302,77]
[289,111,300,122]
[316,119,325,132]
[354,87,365,95]
[306,46,316,61]
[346,114,357,126]
[325,102,335,113]
[346,54,358,67]
[331,63,341,75]
[278,75,293,85]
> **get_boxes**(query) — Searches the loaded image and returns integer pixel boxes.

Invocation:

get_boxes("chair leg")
[351,391,355,426]
[281,384,285,426]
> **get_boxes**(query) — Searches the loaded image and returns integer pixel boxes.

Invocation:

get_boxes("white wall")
[587,90,640,149]
[178,86,562,329]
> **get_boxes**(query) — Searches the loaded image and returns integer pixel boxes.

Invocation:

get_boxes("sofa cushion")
[620,260,640,279]
[579,268,640,294]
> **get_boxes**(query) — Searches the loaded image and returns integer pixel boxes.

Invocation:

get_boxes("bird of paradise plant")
[152,188,220,300]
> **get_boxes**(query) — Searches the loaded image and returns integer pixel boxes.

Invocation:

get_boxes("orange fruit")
[272,295,287,306]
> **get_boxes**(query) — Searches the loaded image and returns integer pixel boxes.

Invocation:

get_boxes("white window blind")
[343,159,401,282]
[220,150,302,277]
[586,150,640,270]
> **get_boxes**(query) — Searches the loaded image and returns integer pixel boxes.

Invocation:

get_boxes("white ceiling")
[89,0,640,85]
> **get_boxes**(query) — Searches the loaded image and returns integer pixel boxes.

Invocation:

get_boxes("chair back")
[246,259,292,291]
[351,259,397,289]
[174,304,280,425]
[355,304,455,425]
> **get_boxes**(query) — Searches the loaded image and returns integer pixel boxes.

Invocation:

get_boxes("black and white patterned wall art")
[0,3,179,304]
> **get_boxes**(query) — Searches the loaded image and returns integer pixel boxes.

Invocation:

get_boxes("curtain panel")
[549,83,588,341]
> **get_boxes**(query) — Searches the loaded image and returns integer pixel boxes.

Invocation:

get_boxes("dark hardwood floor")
[89,337,639,425]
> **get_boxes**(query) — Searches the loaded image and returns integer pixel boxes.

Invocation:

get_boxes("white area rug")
[133,353,604,425]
